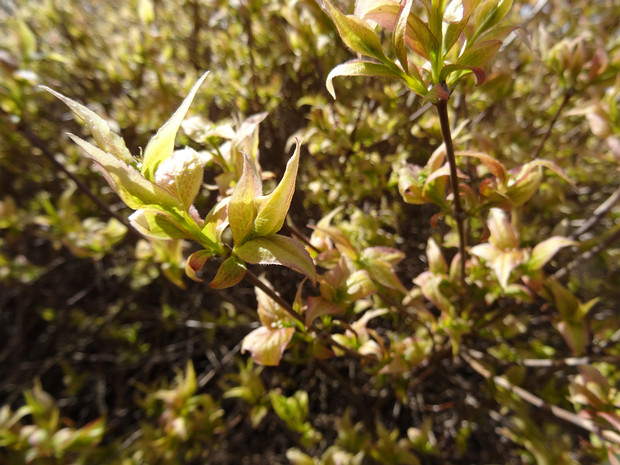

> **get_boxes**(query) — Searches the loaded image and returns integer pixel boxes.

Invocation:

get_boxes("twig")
[462,350,620,444]
[553,225,620,281]
[531,90,573,160]
[436,100,467,290]
[570,185,620,240]
[242,269,375,363]
[14,121,133,231]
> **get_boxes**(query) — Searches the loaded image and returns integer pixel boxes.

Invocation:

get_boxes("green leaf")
[229,155,262,245]
[426,238,448,274]
[457,39,502,74]
[242,326,296,366]
[141,71,209,180]
[318,0,389,62]
[306,296,344,327]
[234,235,317,283]
[326,59,413,99]
[185,249,212,282]
[528,236,576,271]
[362,259,407,293]
[253,140,301,237]
[405,13,438,60]
[471,0,513,40]
[68,134,180,211]
[394,0,414,72]
[42,87,134,165]
[210,256,247,289]
[153,148,204,211]
[129,209,189,240]
[16,17,37,60]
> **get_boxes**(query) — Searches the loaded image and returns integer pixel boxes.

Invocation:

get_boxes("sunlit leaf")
[210,256,247,289]
[229,155,262,245]
[235,235,317,283]
[185,249,212,282]
[326,59,413,99]
[142,71,209,180]
[528,236,576,271]
[242,326,296,366]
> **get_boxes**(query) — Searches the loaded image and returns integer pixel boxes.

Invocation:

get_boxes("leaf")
[242,326,296,366]
[253,140,301,237]
[456,151,507,183]
[68,135,181,211]
[255,278,292,327]
[426,238,448,274]
[528,236,576,271]
[360,246,405,266]
[457,39,502,73]
[229,155,262,245]
[405,13,438,60]
[487,208,519,250]
[363,259,408,293]
[325,59,413,99]
[128,209,189,240]
[42,87,134,164]
[235,235,317,283]
[306,296,344,327]
[209,256,247,289]
[185,249,212,282]
[16,17,36,60]
[394,0,414,72]
[154,148,204,211]
[318,0,390,62]
[141,71,209,180]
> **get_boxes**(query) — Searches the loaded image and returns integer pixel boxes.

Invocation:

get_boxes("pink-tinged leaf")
[42,86,134,165]
[68,135,181,211]
[325,60,410,99]
[255,279,292,327]
[154,148,204,211]
[405,14,438,60]
[229,155,262,245]
[414,271,452,313]
[423,83,451,102]
[505,165,543,206]
[363,259,408,294]
[345,270,377,301]
[528,236,576,271]
[476,24,518,43]
[242,326,295,366]
[253,140,300,237]
[488,208,519,250]
[202,197,230,246]
[306,296,344,327]
[426,238,448,275]
[185,249,212,282]
[129,209,189,240]
[456,151,507,183]
[457,39,502,70]
[311,225,357,258]
[598,412,620,433]
[526,159,575,187]
[234,234,317,283]
[361,246,405,266]
[394,0,414,72]
[398,163,426,204]
[141,71,209,180]
[209,256,246,289]
[492,249,525,289]
[318,0,389,62]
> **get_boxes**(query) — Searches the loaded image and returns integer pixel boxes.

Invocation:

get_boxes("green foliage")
[2,0,620,463]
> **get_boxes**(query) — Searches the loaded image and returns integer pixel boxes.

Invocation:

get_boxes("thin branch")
[570,185,620,240]
[553,224,620,281]
[436,100,467,290]
[242,269,375,363]
[15,121,133,231]
[531,90,573,160]
[462,350,620,444]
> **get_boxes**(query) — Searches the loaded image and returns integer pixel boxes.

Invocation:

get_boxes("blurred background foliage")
[0,0,619,463]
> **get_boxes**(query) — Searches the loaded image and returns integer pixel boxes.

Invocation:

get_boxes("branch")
[570,185,620,240]
[531,90,573,160]
[462,350,620,444]
[436,100,467,290]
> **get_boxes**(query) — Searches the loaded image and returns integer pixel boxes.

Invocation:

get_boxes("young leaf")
[185,249,213,282]
[253,140,301,237]
[528,236,576,271]
[456,151,507,183]
[317,0,390,62]
[129,209,189,240]
[306,296,344,327]
[154,148,204,211]
[242,326,296,366]
[68,134,181,211]
[234,235,317,283]
[394,0,414,72]
[141,71,210,180]
[229,155,262,245]
[42,87,134,165]
[210,255,247,289]
[488,208,519,250]
[326,60,415,99]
